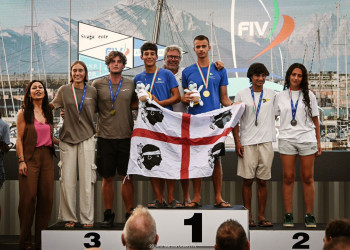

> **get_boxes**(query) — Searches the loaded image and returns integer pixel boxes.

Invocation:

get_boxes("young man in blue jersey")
[182,35,233,208]
[134,42,180,208]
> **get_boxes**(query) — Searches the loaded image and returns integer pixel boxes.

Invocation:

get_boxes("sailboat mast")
[345,31,348,121]
[152,0,164,43]
[68,0,71,82]
[345,30,349,146]
[336,2,340,118]
[318,28,321,95]
[210,13,214,61]
[30,0,33,82]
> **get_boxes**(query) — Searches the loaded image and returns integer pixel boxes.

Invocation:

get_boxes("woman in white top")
[275,63,321,228]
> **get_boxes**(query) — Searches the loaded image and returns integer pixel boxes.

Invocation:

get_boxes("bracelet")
[17,155,24,159]
[19,161,25,165]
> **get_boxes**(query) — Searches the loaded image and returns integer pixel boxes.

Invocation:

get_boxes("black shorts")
[96,137,131,178]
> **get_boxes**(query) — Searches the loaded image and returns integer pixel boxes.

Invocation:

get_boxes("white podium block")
[149,205,249,248]
[42,229,124,250]
[250,225,326,250]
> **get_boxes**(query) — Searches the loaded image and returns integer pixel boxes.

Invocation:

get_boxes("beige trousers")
[58,136,97,224]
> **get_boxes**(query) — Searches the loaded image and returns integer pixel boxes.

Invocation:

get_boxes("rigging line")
[18,0,31,77]
[0,24,8,116]
[163,5,175,44]
[163,1,194,59]
[212,20,221,61]
[0,24,16,115]
[130,7,155,39]
[309,39,317,73]
[34,5,47,84]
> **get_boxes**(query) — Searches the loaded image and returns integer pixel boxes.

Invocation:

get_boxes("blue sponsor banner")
[79,54,109,80]
[133,38,166,68]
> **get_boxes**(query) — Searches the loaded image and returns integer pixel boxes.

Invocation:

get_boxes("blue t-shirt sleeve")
[182,69,189,89]
[219,67,229,86]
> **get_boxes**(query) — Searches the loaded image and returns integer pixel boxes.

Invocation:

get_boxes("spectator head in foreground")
[122,205,158,250]
[324,219,350,247]
[215,219,249,250]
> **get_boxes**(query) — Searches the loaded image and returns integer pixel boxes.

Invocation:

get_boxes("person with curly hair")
[275,63,321,228]
[16,80,58,249]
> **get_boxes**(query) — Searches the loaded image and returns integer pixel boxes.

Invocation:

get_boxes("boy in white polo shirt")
[233,63,276,227]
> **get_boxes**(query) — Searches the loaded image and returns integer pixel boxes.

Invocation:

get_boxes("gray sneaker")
[305,214,316,228]
[283,213,294,227]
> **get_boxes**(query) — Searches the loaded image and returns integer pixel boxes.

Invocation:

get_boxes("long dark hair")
[22,80,53,124]
[284,63,312,119]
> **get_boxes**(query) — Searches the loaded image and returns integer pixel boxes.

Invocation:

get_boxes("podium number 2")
[184,213,202,242]
[292,232,310,249]
[84,232,101,248]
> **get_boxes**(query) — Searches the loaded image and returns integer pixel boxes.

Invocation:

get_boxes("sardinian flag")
[127,101,245,179]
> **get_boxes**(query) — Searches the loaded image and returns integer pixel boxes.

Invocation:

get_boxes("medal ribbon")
[71,84,87,115]
[250,87,264,124]
[148,68,159,94]
[289,89,301,121]
[108,77,123,109]
[196,62,211,90]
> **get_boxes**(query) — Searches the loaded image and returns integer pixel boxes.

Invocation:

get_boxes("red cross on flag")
[127,101,245,179]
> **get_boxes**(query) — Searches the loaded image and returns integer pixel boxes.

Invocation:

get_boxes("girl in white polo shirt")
[275,63,321,228]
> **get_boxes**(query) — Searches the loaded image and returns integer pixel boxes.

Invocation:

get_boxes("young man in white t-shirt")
[233,63,276,227]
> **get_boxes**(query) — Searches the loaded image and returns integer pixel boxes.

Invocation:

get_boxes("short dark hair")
[247,63,269,82]
[325,219,350,241]
[105,51,127,66]
[193,35,210,45]
[141,42,158,56]
[324,236,350,250]
[216,219,248,250]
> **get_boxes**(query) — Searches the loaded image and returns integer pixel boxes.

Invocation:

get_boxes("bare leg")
[181,179,191,203]
[300,154,316,214]
[256,178,268,221]
[189,178,202,206]
[150,177,165,203]
[242,178,254,220]
[213,158,230,206]
[102,177,114,210]
[281,154,297,213]
[121,175,134,213]
[166,179,176,204]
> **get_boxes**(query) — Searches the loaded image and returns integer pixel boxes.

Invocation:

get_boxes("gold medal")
[203,90,210,98]
[110,109,116,116]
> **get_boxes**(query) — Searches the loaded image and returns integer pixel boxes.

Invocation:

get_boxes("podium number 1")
[184,213,202,242]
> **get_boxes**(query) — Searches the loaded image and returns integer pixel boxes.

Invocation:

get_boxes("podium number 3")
[292,232,310,249]
[184,213,202,242]
[84,232,101,248]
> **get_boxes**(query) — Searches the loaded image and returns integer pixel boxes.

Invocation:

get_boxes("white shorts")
[278,139,317,156]
[237,142,274,180]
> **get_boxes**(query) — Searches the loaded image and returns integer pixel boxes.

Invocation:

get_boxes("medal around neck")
[203,90,210,98]
[255,120,258,126]
[291,119,297,126]
[110,109,116,115]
